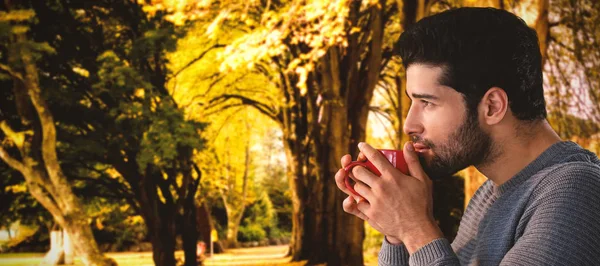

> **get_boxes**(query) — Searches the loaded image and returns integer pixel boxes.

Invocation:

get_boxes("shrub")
[238,224,266,242]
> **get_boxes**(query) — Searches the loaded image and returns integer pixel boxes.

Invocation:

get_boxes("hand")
[335,142,443,253]
[334,147,404,243]
[335,152,392,233]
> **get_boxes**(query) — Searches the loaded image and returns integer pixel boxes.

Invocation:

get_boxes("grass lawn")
[0,245,378,265]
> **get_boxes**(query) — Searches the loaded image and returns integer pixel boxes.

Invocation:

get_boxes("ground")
[0,245,378,265]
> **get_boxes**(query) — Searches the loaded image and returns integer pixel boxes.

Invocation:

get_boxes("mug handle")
[343,161,380,198]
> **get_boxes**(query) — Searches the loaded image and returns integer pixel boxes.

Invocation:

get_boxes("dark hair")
[398,7,546,121]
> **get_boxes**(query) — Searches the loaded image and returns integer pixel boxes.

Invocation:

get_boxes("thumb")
[403,141,428,181]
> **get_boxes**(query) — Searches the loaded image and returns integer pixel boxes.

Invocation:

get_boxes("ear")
[480,87,508,125]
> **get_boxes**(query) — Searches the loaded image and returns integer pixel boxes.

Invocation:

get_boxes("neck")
[477,120,562,185]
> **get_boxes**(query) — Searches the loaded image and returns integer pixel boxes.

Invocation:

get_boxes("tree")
[147,1,401,264]
[2,1,212,265]
[199,1,402,264]
[544,0,600,125]
[0,6,115,265]
[217,111,255,247]
[164,16,288,249]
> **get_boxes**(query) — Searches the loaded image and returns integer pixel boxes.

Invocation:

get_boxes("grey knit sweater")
[378,141,600,266]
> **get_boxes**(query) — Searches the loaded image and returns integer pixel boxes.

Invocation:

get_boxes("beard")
[412,112,496,179]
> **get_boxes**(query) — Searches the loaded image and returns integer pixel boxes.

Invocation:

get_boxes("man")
[334,7,600,266]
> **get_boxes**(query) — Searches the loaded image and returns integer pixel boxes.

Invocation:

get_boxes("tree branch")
[184,163,202,205]
[549,35,575,53]
[170,44,226,79]
[371,106,398,149]
[26,181,65,225]
[204,103,245,117]
[0,145,26,173]
[368,106,393,122]
[70,174,138,206]
[0,120,30,151]
[209,106,245,142]
[0,63,24,81]
[208,94,279,121]
[15,33,66,188]
[192,163,202,183]
[158,171,176,206]
[362,2,384,98]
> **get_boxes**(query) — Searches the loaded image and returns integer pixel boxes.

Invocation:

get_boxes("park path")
[203,245,303,266]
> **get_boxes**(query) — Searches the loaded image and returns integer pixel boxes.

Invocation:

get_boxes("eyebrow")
[405,90,440,101]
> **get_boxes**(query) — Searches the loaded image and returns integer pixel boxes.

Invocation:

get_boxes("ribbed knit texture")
[378,141,600,265]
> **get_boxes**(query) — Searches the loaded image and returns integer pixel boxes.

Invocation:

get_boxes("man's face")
[403,64,493,179]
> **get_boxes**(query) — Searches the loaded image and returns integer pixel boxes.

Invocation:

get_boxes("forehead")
[406,64,457,98]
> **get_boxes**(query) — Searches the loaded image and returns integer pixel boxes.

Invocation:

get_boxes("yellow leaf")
[96,218,104,230]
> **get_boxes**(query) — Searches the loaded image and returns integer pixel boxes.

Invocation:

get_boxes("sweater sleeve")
[379,237,460,266]
[500,163,600,265]
[378,237,409,266]
[408,238,460,265]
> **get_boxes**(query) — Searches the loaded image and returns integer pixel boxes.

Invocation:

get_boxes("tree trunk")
[63,229,74,265]
[286,2,387,264]
[534,0,550,65]
[41,229,64,266]
[182,204,198,266]
[225,207,244,247]
[40,228,74,265]
[181,164,200,266]
[62,216,110,265]
[285,142,307,261]
[281,70,311,262]
[139,168,178,266]
[149,228,177,266]
[3,110,116,266]
[394,75,411,146]
[149,213,177,266]
[322,47,365,265]
[224,131,251,247]
[197,202,213,248]
[460,166,486,207]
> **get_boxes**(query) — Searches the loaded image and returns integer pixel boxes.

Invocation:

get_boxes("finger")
[357,152,367,162]
[342,196,359,214]
[353,176,374,201]
[334,168,353,195]
[357,142,394,175]
[341,154,352,168]
[355,197,371,217]
[351,165,378,188]
[343,196,370,221]
[403,141,428,181]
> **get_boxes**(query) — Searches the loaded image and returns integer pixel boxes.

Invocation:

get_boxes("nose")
[403,105,424,137]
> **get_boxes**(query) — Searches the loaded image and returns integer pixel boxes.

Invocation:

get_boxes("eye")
[420,100,432,107]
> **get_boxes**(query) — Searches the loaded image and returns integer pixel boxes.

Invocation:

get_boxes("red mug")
[344,149,409,198]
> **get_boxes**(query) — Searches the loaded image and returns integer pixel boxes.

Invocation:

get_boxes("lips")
[413,143,431,152]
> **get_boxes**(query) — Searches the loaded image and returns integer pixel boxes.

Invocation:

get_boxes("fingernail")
[406,142,414,152]
[358,142,365,149]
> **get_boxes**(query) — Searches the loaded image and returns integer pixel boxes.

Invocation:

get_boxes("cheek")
[424,109,462,143]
